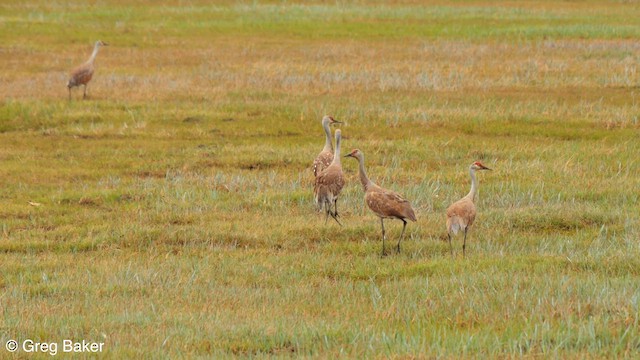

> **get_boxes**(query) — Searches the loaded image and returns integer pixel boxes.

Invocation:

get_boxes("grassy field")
[1,0,640,358]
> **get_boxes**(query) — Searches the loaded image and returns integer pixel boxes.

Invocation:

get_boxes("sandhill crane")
[345,149,417,256]
[67,40,108,100]
[313,115,342,178]
[314,129,345,225]
[446,161,492,258]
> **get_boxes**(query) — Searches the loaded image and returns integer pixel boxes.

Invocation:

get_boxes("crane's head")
[471,161,492,171]
[344,148,362,160]
[322,115,341,126]
[96,40,109,47]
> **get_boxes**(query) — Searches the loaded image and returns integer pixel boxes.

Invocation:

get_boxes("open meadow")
[1,0,640,358]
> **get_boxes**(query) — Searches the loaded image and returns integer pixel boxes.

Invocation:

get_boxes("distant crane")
[67,40,108,100]
[345,149,416,256]
[314,129,345,225]
[446,161,492,258]
[313,115,342,178]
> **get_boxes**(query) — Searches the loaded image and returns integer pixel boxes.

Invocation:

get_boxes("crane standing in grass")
[345,149,416,256]
[67,40,108,100]
[313,115,342,178]
[314,129,345,225]
[446,161,492,258]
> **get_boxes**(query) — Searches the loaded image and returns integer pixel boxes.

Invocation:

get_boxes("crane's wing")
[68,65,94,87]
[446,198,475,234]
[313,151,333,177]
[314,165,344,206]
[366,188,416,221]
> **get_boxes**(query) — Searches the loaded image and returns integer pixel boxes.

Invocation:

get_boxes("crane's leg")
[83,84,87,99]
[68,87,71,101]
[334,198,339,218]
[327,199,341,226]
[324,202,330,225]
[447,233,453,257]
[329,210,342,226]
[463,228,468,258]
[380,218,386,257]
[396,219,407,254]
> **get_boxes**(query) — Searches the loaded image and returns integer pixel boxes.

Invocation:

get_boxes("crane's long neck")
[322,121,332,153]
[466,167,478,202]
[331,133,341,165]
[88,44,100,64]
[357,155,372,191]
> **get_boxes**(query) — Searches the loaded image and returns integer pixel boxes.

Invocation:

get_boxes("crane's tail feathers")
[407,210,417,222]
[447,216,466,235]
[314,194,332,213]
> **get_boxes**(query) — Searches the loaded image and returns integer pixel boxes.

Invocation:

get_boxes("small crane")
[446,161,492,258]
[67,40,108,100]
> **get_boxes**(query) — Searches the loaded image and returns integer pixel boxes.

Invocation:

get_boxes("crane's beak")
[103,42,109,46]
[483,166,492,171]
[332,120,342,125]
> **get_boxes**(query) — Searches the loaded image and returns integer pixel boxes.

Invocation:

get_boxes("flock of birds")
[67,41,492,257]
[313,116,492,257]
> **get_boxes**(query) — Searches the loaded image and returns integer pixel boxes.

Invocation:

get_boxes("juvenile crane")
[445,161,492,258]
[314,129,345,225]
[67,40,108,100]
[345,149,416,256]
